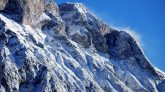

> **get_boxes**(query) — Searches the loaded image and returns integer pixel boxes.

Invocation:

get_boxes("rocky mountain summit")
[0,0,165,92]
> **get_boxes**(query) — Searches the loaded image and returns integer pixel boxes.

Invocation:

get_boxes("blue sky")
[57,0,165,71]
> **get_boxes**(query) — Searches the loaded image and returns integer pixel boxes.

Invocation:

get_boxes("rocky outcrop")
[59,3,164,79]
[105,31,163,78]
[0,1,165,92]
[59,3,110,52]
[0,0,8,10]
[0,0,63,30]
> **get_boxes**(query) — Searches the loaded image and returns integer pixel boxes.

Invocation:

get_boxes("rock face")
[0,0,59,24]
[0,0,8,10]
[0,1,165,92]
[59,3,110,52]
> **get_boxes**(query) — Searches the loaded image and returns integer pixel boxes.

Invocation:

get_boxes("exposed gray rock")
[0,0,63,30]
[0,1,165,92]
[105,30,164,79]
[59,3,110,52]
[0,0,8,10]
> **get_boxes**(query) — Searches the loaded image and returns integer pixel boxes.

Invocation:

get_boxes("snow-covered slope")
[0,0,165,92]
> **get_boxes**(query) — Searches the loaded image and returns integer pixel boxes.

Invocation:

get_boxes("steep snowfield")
[0,1,165,92]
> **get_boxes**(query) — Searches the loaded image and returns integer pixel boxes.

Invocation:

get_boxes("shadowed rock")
[0,0,60,26]
[59,3,110,52]
[0,1,165,92]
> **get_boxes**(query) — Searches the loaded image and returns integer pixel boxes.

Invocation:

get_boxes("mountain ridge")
[0,0,165,92]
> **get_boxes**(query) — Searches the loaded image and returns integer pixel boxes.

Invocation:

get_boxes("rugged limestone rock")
[0,0,165,92]
[105,30,164,79]
[0,0,58,24]
[0,0,65,35]
[59,3,110,52]
[0,0,8,10]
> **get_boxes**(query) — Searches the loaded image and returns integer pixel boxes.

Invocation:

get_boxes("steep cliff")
[0,0,164,92]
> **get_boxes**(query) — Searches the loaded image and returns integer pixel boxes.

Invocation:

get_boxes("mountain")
[0,0,165,92]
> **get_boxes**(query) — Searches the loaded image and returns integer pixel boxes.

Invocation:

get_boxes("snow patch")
[39,13,51,22]
[68,25,88,37]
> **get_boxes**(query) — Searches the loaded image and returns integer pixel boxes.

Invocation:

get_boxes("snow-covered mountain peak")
[59,2,88,14]
[0,0,165,92]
